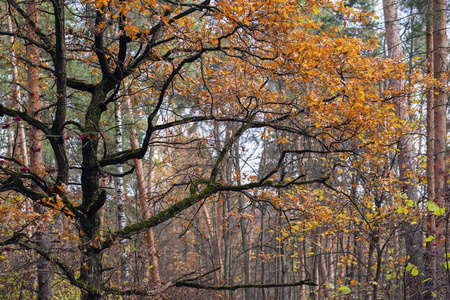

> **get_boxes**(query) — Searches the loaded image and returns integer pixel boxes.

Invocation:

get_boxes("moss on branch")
[175,280,317,290]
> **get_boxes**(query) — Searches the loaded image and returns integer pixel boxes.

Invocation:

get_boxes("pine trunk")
[382,0,423,297]
[432,0,447,294]
[26,0,52,298]
[424,0,436,297]
[123,96,161,284]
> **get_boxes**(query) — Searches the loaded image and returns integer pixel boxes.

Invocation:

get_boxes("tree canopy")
[0,0,445,299]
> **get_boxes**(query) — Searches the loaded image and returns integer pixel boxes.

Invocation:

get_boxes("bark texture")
[432,0,447,295]
[115,101,129,281]
[424,0,436,297]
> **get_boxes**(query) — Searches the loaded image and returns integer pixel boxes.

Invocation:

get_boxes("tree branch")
[96,174,328,252]
[17,239,101,297]
[0,105,51,134]
[66,78,95,92]
[175,280,317,290]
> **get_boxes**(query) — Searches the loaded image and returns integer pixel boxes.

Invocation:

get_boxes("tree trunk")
[424,0,435,297]
[123,95,161,284]
[115,101,130,282]
[223,125,233,298]
[382,0,423,297]
[432,0,447,294]
[234,140,252,300]
[260,208,266,300]
[78,86,113,300]
[7,13,28,167]
[212,118,225,283]
[201,205,221,288]
[26,0,51,298]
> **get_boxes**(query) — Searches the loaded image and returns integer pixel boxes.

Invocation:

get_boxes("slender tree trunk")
[277,211,287,300]
[212,119,225,283]
[212,197,224,281]
[260,209,266,300]
[7,9,30,226]
[7,13,28,167]
[327,236,335,297]
[234,140,252,300]
[26,0,51,298]
[201,204,221,300]
[432,0,447,294]
[115,101,130,282]
[310,229,318,300]
[424,1,436,298]
[223,191,233,298]
[218,123,232,298]
[318,248,331,299]
[123,95,161,284]
[382,0,423,297]
[201,205,221,288]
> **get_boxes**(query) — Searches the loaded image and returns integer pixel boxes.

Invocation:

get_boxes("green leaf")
[329,283,335,289]
[444,253,450,259]
[435,207,445,217]
[406,263,414,272]
[443,262,449,270]
[426,201,440,212]
[342,286,351,295]
[425,235,434,242]
[411,267,418,276]
[397,207,408,215]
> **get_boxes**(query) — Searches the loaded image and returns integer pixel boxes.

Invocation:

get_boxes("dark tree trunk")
[78,84,114,299]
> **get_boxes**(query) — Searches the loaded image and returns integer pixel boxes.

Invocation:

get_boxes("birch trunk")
[115,101,130,281]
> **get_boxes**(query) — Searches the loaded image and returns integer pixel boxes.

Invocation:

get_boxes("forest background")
[0,0,448,299]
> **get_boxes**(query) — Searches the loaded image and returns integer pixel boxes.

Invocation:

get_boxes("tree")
[26,0,52,298]
[430,0,447,296]
[425,0,435,297]
[382,0,423,297]
[123,94,161,284]
[0,0,420,298]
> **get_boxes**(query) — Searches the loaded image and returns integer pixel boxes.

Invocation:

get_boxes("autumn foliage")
[0,0,440,299]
